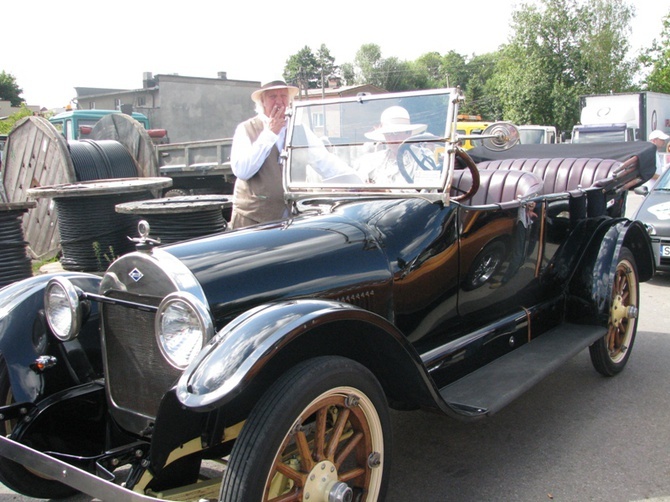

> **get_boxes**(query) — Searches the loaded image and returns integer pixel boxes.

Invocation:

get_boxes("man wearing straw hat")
[230,80,299,229]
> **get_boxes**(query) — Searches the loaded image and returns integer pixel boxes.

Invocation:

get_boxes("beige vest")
[231,117,289,227]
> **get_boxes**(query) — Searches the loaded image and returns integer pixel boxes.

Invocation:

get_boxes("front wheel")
[589,247,639,376]
[219,356,391,502]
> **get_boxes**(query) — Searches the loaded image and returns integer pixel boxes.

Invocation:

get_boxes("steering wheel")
[451,148,480,202]
[396,133,442,183]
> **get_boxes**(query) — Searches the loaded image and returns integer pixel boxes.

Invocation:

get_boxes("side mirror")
[634,185,649,196]
[481,122,520,151]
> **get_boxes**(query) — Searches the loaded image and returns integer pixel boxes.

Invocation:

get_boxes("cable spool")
[27,178,172,272]
[55,192,151,271]
[0,202,36,288]
[68,140,138,181]
[115,195,232,244]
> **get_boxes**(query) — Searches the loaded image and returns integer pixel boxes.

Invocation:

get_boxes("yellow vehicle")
[456,115,492,149]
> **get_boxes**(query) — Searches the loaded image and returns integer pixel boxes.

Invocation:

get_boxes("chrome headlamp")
[643,222,656,236]
[44,277,83,341]
[156,292,214,370]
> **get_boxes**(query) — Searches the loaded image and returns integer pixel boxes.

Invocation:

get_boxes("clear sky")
[3,0,669,109]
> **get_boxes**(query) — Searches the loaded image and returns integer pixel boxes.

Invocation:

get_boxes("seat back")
[451,169,543,207]
[475,158,621,195]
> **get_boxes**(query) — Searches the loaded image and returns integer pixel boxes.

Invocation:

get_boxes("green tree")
[347,44,421,91]
[640,10,670,93]
[353,43,384,85]
[315,44,338,87]
[461,52,502,119]
[413,51,469,89]
[340,62,356,86]
[579,0,637,93]
[490,0,637,133]
[0,71,24,106]
[283,46,319,94]
[0,104,32,134]
[284,44,340,95]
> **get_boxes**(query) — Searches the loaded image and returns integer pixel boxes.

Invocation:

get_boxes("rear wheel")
[0,361,78,499]
[219,356,391,502]
[589,247,639,376]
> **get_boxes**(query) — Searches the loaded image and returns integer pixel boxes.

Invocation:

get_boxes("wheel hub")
[610,294,638,328]
[302,460,353,502]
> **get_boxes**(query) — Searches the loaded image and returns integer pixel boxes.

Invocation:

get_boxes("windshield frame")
[283,87,461,204]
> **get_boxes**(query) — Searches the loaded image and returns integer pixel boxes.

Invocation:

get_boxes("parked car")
[0,87,657,502]
[633,167,670,273]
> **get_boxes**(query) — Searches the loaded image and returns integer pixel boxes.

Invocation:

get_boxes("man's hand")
[268,105,287,134]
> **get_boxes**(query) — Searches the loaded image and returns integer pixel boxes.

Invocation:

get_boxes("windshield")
[520,129,545,144]
[573,128,626,144]
[655,166,670,190]
[285,89,456,196]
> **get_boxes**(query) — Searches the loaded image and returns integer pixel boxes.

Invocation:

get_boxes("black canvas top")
[468,141,658,183]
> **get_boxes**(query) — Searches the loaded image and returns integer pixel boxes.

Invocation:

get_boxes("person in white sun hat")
[356,106,429,185]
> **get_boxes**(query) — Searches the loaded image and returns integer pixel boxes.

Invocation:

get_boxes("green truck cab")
[49,109,151,140]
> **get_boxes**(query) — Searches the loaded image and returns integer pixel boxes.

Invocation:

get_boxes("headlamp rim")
[155,291,214,370]
[44,277,82,341]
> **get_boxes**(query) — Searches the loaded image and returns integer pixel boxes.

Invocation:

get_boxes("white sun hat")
[365,106,427,141]
[649,129,670,141]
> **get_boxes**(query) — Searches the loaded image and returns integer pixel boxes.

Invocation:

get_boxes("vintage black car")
[0,88,657,502]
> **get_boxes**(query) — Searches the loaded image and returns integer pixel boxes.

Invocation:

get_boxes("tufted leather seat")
[475,158,622,195]
[451,169,544,207]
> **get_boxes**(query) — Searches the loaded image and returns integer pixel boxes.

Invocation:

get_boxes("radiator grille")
[103,292,181,419]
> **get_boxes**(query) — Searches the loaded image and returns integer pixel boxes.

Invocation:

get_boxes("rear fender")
[176,299,440,413]
[0,272,102,403]
[568,218,653,323]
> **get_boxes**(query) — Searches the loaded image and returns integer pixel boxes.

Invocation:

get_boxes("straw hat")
[365,106,427,141]
[251,80,299,104]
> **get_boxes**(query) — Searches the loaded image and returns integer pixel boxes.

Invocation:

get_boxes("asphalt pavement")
[2,194,669,501]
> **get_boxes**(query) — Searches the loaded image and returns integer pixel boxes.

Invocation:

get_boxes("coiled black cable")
[51,140,146,271]
[0,209,32,287]
[68,140,138,181]
[140,209,227,244]
[55,192,151,272]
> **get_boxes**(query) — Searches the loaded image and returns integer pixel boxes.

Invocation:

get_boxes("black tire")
[589,247,639,376]
[0,361,78,499]
[219,356,391,502]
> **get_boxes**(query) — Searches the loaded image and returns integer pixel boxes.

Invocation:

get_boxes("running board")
[439,323,606,420]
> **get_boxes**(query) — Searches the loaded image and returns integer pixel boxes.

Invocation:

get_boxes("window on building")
[115,99,121,110]
[137,96,146,106]
[312,113,324,128]
[88,102,96,110]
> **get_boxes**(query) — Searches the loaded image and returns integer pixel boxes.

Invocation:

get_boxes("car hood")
[162,199,403,327]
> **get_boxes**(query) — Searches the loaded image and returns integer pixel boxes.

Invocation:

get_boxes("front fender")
[0,272,102,403]
[177,299,439,412]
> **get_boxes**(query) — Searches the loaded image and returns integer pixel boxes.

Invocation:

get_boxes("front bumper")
[650,237,670,272]
[0,435,160,502]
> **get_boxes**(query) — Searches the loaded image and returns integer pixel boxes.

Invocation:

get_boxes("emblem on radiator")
[129,268,144,282]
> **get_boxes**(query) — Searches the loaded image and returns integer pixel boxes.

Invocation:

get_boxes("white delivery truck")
[518,125,558,144]
[572,92,670,143]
